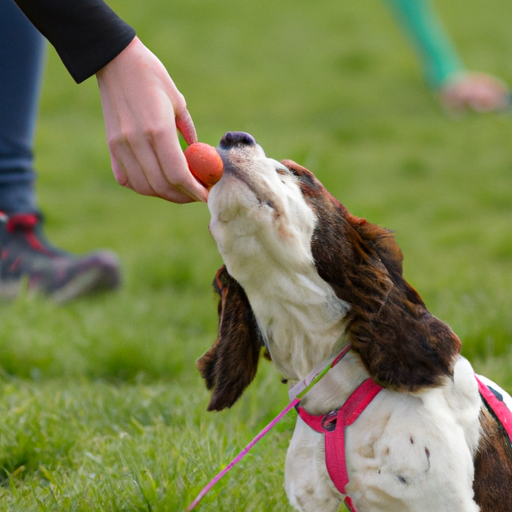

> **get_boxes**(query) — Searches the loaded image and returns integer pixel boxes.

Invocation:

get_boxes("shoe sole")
[0,266,120,303]
[50,266,120,303]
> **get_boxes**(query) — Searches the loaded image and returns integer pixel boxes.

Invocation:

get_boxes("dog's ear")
[350,218,461,391]
[310,195,461,392]
[197,265,264,411]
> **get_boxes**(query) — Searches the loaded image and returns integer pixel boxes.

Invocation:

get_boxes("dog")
[197,131,512,512]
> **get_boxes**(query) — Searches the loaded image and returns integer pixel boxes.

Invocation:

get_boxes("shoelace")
[5,214,53,256]
[6,213,39,233]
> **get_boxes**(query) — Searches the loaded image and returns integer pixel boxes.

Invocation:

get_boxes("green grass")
[2,0,512,509]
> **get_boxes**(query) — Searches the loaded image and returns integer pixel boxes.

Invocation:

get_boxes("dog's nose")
[219,131,256,149]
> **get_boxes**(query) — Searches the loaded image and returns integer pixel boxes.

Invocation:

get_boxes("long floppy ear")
[288,161,462,392]
[345,218,461,391]
[197,265,264,411]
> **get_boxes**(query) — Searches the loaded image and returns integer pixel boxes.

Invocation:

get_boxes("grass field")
[2,0,512,510]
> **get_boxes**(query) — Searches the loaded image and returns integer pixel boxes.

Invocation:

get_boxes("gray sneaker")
[0,213,121,302]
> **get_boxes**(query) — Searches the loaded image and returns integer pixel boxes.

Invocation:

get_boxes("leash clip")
[321,409,339,432]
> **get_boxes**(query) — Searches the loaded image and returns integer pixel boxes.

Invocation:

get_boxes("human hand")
[439,72,510,114]
[96,37,208,203]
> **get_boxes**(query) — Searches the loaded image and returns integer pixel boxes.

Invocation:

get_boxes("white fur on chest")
[286,357,482,512]
[208,156,350,380]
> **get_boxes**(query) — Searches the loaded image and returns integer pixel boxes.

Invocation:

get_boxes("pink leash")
[187,345,353,510]
[187,397,300,510]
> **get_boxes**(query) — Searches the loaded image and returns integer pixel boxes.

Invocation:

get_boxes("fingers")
[108,124,208,204]
[150,125,208,202]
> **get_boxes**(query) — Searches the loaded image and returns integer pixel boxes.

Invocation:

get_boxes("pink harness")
[297,373,512,512]
[296,379,382,512]
[188,345,512,511]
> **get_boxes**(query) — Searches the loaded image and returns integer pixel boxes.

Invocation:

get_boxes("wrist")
[96,36,142,81]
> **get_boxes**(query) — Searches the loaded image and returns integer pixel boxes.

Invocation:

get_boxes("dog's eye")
[276,167,300,178]
[284,166,300,177]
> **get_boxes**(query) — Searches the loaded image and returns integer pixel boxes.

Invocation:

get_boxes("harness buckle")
[321,409,339,432]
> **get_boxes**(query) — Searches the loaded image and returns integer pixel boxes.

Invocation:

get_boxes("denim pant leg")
[0,0,45,214]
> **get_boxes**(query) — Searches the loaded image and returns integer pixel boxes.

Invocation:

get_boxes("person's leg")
[0,0,43,214]
[0,0,121,302]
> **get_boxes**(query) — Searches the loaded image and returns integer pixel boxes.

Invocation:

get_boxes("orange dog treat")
[184,143,224,189]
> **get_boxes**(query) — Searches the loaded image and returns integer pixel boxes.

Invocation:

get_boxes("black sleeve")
[13,0,136,83]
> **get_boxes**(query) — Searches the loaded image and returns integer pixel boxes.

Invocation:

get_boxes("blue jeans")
[0,0,44,214]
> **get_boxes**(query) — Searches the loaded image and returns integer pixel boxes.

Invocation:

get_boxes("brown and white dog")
[198,131,512,512]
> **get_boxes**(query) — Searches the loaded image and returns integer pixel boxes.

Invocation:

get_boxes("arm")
[384,0,509,112]
[13,0,135,83]
[384,0,463,88]
[13,0,207,202]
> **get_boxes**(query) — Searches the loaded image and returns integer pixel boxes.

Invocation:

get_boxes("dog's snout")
[220,131,256,149]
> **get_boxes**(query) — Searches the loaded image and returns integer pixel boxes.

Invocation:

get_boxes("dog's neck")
[224,252,351,381]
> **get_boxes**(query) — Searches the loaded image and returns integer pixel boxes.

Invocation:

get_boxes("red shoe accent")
[7,214,53,256]
[6,213,38,232]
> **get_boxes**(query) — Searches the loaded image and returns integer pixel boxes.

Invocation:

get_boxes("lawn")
[1,0,512,510]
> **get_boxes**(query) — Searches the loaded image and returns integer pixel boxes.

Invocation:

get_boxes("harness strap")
[297,378,383,505]
[298,373,512,512]
[476,375,512,442]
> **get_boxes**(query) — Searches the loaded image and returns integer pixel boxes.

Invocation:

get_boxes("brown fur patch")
[473,406,512,511]
[282,159,461,391]
[197,266,264,411]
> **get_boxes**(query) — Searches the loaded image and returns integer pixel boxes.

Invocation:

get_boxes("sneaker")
[0,213,121,303]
